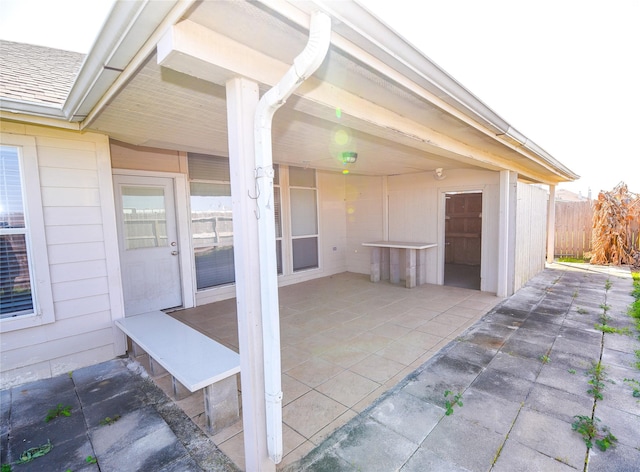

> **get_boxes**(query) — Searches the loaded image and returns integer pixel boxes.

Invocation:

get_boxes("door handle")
[171,251,178,256]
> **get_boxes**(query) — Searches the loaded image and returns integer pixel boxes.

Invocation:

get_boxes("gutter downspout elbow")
[254,11,331,464]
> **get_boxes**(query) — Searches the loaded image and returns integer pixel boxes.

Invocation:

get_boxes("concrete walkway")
[285,264,640,472]
[1,264,638,471]
[0,359,239,471]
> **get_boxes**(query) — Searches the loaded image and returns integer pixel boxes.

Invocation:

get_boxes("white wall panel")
[345,175,384,274]
[43,206,103,226]
[40,187,101,207]
[47,242,106,264]
[1,126,123,387]
[51,344,116,377]
[51,278,110,302]
[2,328,113,370]
[317,171,347,276]
[46,225,104,244]
[37,145,98,169]
[54,294,112,320]
[49,260,108,283]
[39,167,99,188]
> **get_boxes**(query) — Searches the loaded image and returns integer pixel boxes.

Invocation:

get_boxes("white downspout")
[254,11,331,464]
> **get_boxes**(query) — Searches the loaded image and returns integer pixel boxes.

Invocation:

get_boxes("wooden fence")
[554,200,640,260]
[555,201,593,259]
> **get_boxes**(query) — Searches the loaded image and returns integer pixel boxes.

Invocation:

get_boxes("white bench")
[115,311,241,433]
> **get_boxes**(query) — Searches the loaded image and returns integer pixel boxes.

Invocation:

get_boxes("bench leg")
[370,247,381,283]
[416,248,427,286]
[149,357,168,377]
[390,248,400,284]
[204,374,240,433]
[171,377,192,401]
[405,248,417,288]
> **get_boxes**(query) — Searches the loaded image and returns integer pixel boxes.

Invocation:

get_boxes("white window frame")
[288,166,319,273]
[0,134,54,332]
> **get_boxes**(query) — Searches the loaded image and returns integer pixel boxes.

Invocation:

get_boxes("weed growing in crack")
[539,355,551,364]
[99,415,121,426]
[44,403,72,422]
[572,416,617,451]
[586,362,608,401]
[629,272,640,337]
[594,324,632,335]
[576,307,588,315]
[443,390,463,416]
[605,279,612,291]
[623,378,640,398]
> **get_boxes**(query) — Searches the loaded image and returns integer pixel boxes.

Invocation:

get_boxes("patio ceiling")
[86,0,574,182]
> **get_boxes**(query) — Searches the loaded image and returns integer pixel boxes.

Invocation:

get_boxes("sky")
[1,0,638,197]
[358,0,640,197]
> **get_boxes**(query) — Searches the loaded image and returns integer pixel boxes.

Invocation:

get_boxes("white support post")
[226,77,274,472]
[546,184,556,263]
[496,170,511,297]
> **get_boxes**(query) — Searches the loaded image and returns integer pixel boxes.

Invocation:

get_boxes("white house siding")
[0,123,124,388]
[514,182,548,292]
[307,170,348,278]
[345,175,385,275]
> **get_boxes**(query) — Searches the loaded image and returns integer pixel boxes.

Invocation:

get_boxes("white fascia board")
[0,108,81,131]
[64,0,182,122]
[0,98,65,119]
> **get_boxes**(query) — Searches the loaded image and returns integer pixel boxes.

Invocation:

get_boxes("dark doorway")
[444,192,482,290]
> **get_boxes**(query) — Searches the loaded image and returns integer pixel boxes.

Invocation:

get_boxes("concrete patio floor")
[2,263,638,471]
[167,272,501,469]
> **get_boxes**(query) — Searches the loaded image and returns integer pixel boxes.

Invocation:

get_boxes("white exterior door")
[114,175,182,315]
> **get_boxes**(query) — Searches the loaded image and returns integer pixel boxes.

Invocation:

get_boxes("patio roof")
[0,0,578,185]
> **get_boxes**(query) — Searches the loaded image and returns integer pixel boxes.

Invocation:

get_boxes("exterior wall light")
[433,167,446,180]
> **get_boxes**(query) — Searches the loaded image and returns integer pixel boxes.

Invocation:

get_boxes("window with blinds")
[273,165,283,275]
[188,154,235,289]
[1,146,34,318]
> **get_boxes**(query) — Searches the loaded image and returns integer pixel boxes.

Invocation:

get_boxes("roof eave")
[62,0,184,123]
[283,0,577,183]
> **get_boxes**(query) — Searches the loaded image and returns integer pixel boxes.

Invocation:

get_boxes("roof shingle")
[0,40,85,107]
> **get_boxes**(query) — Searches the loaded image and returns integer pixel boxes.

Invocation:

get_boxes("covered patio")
[141,273,500,469]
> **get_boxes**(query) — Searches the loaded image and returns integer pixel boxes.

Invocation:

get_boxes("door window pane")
[121,186,168,249]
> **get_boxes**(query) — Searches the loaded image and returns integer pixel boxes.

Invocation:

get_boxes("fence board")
[554,201,593,259]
